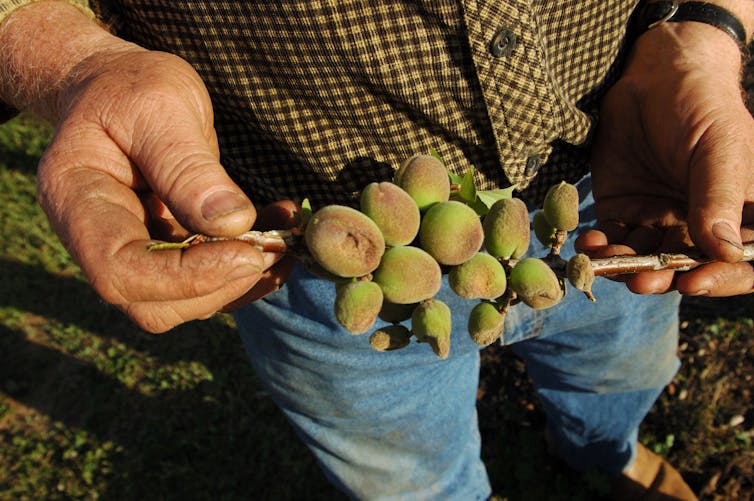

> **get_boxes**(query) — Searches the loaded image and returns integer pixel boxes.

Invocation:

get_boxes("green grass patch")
[1,114,753,501]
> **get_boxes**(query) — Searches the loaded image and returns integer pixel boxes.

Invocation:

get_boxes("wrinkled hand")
[579,23,754,297]
[37,46,292,332]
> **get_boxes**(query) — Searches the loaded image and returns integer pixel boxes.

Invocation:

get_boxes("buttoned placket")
[458,0,557,189]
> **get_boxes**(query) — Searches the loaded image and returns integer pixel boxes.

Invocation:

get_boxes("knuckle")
[124,304,178,334]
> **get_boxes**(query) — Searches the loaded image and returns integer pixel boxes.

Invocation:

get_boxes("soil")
[477,294,754,500]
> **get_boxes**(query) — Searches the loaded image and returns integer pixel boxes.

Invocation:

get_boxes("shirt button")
[525,155,541,176]
[489,28,517,57]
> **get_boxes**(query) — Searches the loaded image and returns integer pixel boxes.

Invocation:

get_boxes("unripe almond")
[566,253,596,301]
[394,154,450,211]
[542,181,579,231]
[334,280,384,334]
[467,301,505,346]
[360,182,421,246]
[482,197,531,259]
[378,300,418,323]
[373,246,442,304]
[305,205,385,277]
[448,252,507,300]
[419,201,484,265]
[369,324,412,352]
[532,210,557,248]
[509,257,563,309]
[411,299,452,359]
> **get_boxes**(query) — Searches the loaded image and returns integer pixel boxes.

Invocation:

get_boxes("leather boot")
[612,442,697,500]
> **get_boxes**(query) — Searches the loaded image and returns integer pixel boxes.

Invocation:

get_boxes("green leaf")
[448,171,464,185]
[475,186,517,211]
[428,147,445,165]
[295,198,313,226]
[457,169,477,204]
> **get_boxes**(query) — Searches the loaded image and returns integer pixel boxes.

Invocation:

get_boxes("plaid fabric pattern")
[92,1,637,206]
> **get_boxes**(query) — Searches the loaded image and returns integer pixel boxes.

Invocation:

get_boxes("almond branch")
[147,232,754,277]
[589,242,754,276]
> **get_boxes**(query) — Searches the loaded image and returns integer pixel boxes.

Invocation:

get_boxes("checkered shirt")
[3,0,641,206]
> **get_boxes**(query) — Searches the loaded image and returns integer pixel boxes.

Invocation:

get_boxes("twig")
[147,230,296,253]
[147,232,754,277]
[589,242,754,276]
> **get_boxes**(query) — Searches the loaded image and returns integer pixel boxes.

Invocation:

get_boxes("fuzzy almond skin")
[532,210,557,248]
[305,205,386,278]
[394,154,450,211]
[542,181,579,231]
[419,201,484,265]
[566,253,595,294]
[360,181,421,246]
[483,197,531,259]
[411,299,452,359]
[334,280,384,334]
[448,252,507,300]
[373,246,442,304]
[509,258,563,309]
[467,301,505,346]
[369,324,412,351]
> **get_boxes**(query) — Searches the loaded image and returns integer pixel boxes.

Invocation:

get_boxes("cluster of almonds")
[301,154,594,359]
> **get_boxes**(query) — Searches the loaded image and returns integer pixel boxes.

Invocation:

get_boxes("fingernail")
[712,221,743,251]
[201,190,252,222]
[226,264,262,282]
[688,289,710,297]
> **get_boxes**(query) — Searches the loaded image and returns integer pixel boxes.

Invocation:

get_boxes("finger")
[574,229,609,255]
[222,255,298,311]
[123,271,266,333]
[39,163,264,305]
[102,240,266,304]
[97,87,255,237]
[596,220,630,244]
[622,270,676,295]
[254,200,301,231]
[142,192,193,241]
[595,195,685,229]
[686,121,751,262]
[676,261,754,297]
[623,225,664,255]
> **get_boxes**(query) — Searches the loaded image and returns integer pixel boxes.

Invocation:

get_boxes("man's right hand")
[1,2,285,332]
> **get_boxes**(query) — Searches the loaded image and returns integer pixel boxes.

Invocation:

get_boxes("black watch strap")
[633,1,747,47]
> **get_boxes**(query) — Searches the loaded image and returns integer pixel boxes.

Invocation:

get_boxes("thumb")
[687,129,746,263]
[122,106,255,237]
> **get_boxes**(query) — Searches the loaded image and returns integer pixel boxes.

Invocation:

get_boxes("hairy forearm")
[0,1,132,121]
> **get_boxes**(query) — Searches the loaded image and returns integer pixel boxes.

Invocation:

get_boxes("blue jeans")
[234,175,681,499]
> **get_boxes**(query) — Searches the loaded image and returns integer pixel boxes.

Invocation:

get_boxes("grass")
[1,114,753,500]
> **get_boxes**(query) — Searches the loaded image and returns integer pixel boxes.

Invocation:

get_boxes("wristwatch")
[632,1,747,47]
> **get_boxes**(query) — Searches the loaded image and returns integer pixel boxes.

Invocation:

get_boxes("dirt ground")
[477,294,754,500]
